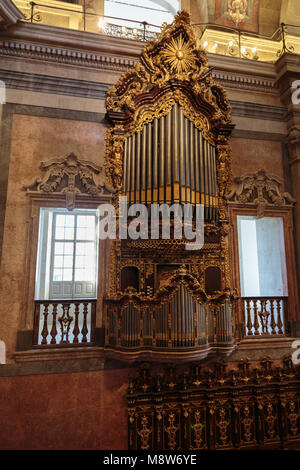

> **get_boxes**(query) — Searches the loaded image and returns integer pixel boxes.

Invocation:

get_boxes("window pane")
[53,269,62,281]
[77,215,87,227]
[76,243,86,255]
[76,227,87,240]
[85,265,95,282]
[64,242,74,255]
[75,243,94,259]
[64,227,74,240]
[63,269,73,281]
[75,255,85,268]
[54,242,64,255]
[56,214,65,227]
[85,243,94,256]
[55,242,73,255]
[86,216,95,228]
[63,256,73,268]
[74,268,95,282]
[65,215,75,227]
[237,216,288,297]
[36,208,99,300]
[54,255,63,268]
[76,226,95,240]
[55,227,65,240]
[74,268,85,281]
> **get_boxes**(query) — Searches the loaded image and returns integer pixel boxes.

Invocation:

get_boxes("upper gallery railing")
[33,299,96,346]
[242,296,288,337]
[13,0,300,62]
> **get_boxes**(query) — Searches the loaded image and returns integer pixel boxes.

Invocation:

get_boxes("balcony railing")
[243,297,288,337]
[13,1,300,62]
[33,299,96,347]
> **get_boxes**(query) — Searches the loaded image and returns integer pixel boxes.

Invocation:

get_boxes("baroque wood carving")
[226,169,295,217]
[104,10,236,361]
[105,10,234,195]
[127,358,300,450]
[24,152,114,209]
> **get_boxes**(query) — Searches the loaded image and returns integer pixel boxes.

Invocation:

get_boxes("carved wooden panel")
[127,358,300,450]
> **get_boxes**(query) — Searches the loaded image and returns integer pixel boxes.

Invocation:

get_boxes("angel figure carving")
[227,0,248,25]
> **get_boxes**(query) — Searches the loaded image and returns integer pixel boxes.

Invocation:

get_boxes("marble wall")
[0,367,130,449]
[231,137,284,178]
[0,107,287,362]
[0,113,106,359]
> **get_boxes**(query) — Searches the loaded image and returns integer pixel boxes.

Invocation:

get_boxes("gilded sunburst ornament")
[161,34,195,75]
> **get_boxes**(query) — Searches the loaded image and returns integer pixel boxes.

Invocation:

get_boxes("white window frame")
[35,207,99,300]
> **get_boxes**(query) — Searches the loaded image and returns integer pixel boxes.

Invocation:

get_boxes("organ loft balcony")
[4,0,300,61]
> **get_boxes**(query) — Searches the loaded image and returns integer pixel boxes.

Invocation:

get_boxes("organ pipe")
[153,119,158,203]
[123,104,218,222]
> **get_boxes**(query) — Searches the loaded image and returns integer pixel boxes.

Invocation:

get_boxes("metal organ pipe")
[184,118,190,205]
[189,121,195,205]
[123,104,218,221]
[123,139,127,194]
[147,123,152,203]
[179,105,185,204]
[159,116,165,202]
[166,112,172,203]
[153,119,158,203]
[136,131,141,204]
[126,136,131,199]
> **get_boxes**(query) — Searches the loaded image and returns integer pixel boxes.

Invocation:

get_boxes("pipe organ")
[123,104,218,221]
[106,283,233,350]
[104,11,236,361]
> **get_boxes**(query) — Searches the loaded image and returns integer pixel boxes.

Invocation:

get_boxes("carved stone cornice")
[226,169,296,217]
[212,70,277,94]
[0,21,279,95]
[0,0,24,30]
[23,152,115,210]
[0,40,278,93]
[0,40,138,73]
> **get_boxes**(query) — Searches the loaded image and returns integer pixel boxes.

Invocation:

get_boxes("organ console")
[104,11,236,361]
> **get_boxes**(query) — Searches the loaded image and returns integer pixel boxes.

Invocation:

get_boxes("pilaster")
[276,53,300,330]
